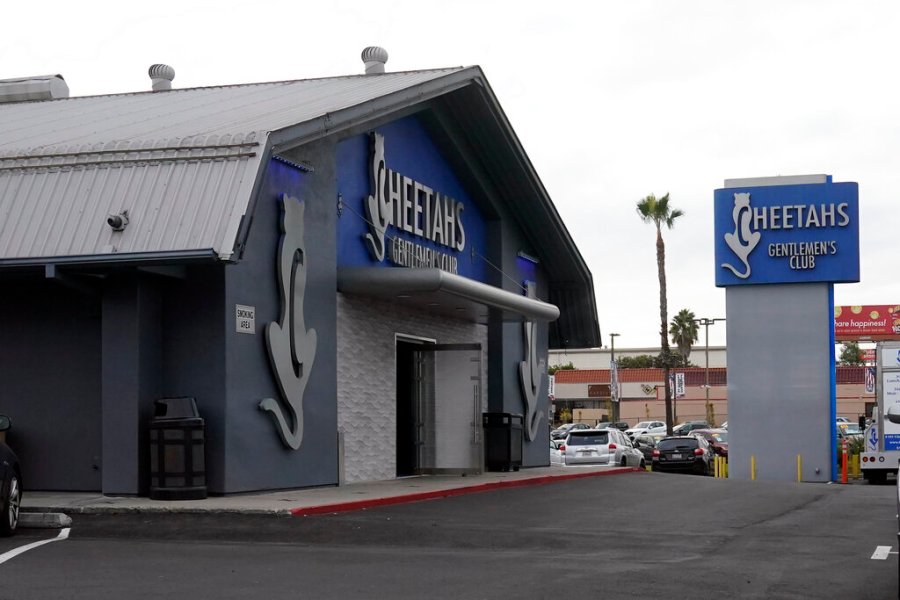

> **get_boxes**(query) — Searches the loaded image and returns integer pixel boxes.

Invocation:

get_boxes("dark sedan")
[652,435,713,475]
[0,415,21,536]
[550,422,590,440]
[633,434,659,462]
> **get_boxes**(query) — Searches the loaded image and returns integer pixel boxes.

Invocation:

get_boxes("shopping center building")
[0,50,600,495]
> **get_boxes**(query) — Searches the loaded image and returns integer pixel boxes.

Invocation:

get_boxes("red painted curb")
[290,467,644,517]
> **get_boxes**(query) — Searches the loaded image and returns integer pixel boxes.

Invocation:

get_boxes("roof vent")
[0,74,69,104]
[148,64,175,91]
[361,47,388,74]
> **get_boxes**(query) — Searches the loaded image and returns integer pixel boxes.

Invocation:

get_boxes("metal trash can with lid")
[149,397,207,500]
[482,412,523,472]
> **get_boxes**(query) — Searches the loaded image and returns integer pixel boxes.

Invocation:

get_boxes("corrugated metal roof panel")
[0,70,467,154]
[0,155,254,260]
[0,69,469,262]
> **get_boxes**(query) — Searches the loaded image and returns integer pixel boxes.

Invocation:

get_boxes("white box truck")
[861,341,900,484]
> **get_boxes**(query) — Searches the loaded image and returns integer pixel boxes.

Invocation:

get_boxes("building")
[0,50,600,495]
[549,346,728,370]
[552,365,874,427]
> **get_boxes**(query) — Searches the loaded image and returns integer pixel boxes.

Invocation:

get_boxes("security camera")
[107,211,129,232]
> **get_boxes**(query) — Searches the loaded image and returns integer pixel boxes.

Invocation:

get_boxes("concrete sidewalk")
[21,465,643,518]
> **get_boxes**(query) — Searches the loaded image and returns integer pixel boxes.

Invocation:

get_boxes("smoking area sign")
[235,304,256,334]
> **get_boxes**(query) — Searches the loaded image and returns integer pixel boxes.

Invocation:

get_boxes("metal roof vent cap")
[361,47,388,74]
[0,74,69,103]
[148,64,175,91]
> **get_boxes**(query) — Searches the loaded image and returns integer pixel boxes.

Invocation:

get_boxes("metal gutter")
[337,267,560,322]
[0,249,219,268]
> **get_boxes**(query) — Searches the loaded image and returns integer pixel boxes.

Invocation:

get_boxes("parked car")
[652,435,714,475]
[836,416,851,424]
[837,422,863,441]
[721,421,728,430]
[562,428,644,468]
[550,422,590,440]
[625,420,667,438]
[690,429,728,458]
[633,434,660,463]
[0,415,21,536]
[672,421,710,435]
[595,421,631,432]
[550,439,565,466]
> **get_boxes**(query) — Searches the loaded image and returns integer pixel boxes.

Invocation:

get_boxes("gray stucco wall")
[487,208,552,466]
[221,147,338,493]
[0,279,102,491]
[726,283,834,481]
[336,293,488,483]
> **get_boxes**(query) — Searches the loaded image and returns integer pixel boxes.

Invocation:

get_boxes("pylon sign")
[714,177,859,287]
[715,174,858,483]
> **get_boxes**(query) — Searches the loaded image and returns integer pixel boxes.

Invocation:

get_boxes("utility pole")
[610,333,620,421]
[694,318,725,425]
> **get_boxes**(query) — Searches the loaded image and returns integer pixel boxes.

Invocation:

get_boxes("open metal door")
[415,343,482,475]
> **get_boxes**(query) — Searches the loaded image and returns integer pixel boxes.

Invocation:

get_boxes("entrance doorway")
[396,339,482,476]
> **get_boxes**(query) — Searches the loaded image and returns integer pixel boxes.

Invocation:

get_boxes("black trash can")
[483,412,523,472]
[149,397,207,500]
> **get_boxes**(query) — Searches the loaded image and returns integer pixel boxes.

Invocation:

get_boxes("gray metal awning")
[337,267,560,323]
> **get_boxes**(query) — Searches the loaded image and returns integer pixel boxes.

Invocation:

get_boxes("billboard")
[714,179,859,287]
[834,305,900,340]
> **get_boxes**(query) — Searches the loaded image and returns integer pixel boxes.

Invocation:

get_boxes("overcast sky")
[5,1,897,348]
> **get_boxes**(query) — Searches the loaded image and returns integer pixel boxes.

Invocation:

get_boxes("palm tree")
[636,193,684,435]
[669,309,698,364]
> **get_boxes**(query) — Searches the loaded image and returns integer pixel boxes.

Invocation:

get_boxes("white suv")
[562,428,644,467]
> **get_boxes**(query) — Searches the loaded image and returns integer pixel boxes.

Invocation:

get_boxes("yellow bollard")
[797,454,802,482]
[851,454,860,478]
[751,455,756,481]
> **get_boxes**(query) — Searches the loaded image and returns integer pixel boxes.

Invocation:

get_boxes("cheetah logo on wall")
[259,194,318,449]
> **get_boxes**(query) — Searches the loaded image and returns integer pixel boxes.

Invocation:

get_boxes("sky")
[4,0,898,349]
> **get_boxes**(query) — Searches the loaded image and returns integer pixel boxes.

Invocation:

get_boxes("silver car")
[563,428,645,467]
[625,420,667,439]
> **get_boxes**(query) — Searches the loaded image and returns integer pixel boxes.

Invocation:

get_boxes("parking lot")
[0,470,897,599]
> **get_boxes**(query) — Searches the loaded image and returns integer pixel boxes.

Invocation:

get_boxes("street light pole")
[694,318,725,425]
[609,333,620,421]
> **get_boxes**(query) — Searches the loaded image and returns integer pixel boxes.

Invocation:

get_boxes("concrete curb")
[19,512,72,529]
[20,466,646,518]
[291,466,645,516]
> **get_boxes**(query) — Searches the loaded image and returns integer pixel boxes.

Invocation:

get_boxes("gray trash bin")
[149,397,207,500]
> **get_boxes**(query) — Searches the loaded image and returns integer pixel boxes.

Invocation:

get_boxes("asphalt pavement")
[5,468,897,599]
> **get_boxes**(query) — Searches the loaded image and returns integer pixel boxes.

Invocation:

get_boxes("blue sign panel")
[885,434,900,451]
[714,180,859,287]
[336,116,488,283]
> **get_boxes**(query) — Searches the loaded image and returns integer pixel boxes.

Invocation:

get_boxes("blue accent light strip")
[829,283,837,481]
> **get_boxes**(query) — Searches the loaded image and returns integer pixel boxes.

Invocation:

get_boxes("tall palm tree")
[669,308,698,364]
[636,193,684,434]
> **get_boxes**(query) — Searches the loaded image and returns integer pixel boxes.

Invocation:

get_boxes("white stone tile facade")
[336,293,488,483]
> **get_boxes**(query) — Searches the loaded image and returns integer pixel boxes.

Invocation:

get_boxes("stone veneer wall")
[336,293,488,483]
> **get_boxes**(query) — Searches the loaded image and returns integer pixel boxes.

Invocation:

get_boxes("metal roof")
[0,69,468,263]
[0,65,600,347]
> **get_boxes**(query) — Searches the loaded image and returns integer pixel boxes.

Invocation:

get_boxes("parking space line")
[871,546,894,560]
[0,528,70,565]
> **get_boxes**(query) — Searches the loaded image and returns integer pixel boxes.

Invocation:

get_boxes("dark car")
[652,435,713,475]
[550,422,590,441]
[690,429,728,458]
[595,421,631,432]
[672,421,710,435]
[633,434,659,462]
[0,415,21,536]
